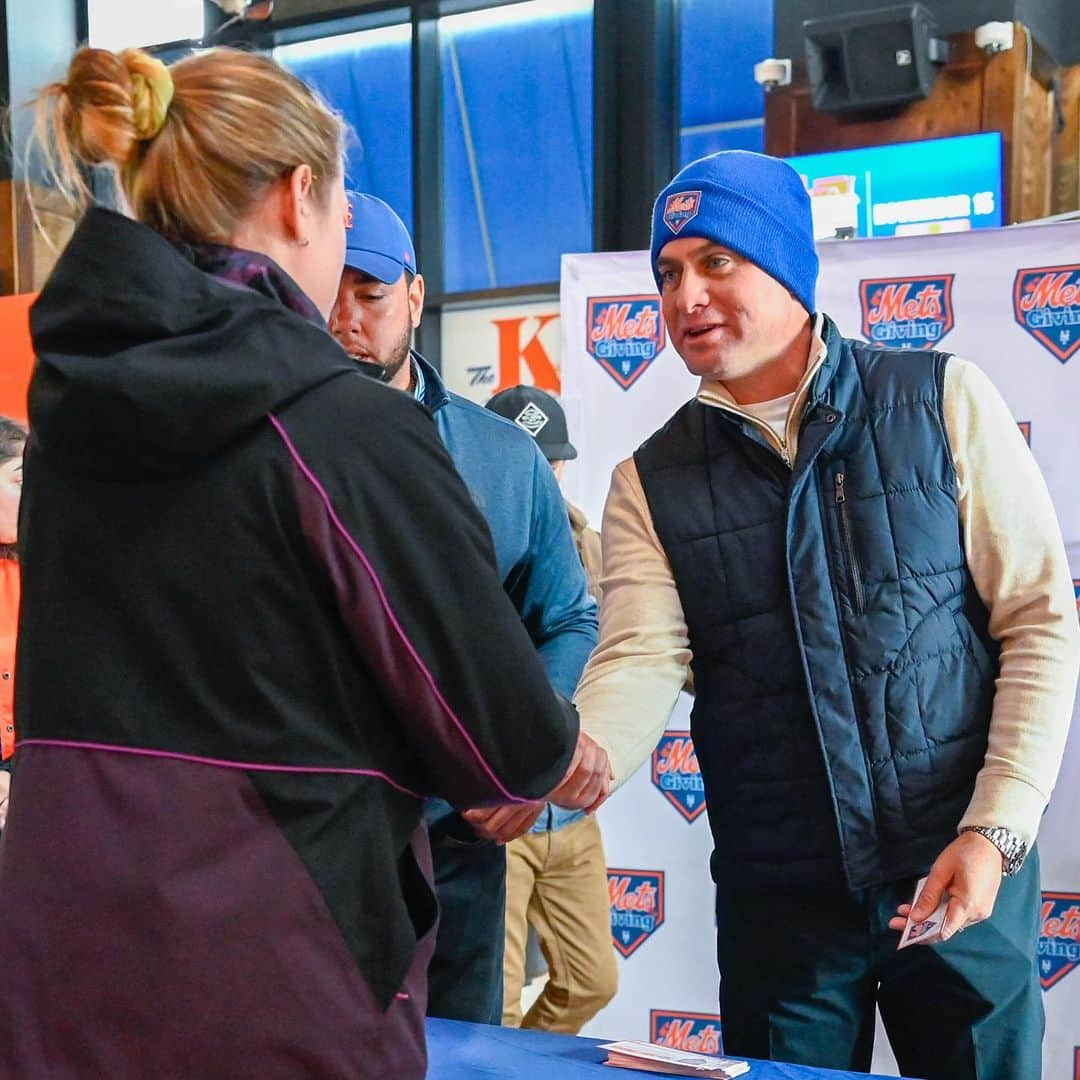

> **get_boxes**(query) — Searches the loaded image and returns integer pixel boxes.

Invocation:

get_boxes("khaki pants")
[502,813,618,1033]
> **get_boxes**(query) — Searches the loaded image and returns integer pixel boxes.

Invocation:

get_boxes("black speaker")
[803,3,951,113]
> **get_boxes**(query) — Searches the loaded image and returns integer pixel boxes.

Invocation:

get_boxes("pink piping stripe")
[268,413,523,803]
[17,739,424,798]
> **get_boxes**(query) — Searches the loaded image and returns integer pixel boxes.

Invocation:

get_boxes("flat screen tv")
[785,132,1004,241]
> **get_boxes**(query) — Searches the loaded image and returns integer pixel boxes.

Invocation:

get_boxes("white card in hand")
[898,875,948,949]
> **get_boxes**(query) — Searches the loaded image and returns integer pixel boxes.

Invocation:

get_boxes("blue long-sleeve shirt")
[414,354,597,830]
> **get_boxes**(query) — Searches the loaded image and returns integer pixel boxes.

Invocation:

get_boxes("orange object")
[0,293,36,425]
[0,291,32,757]
[0,559,19,760]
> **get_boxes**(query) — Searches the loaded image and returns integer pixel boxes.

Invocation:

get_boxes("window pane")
[679,0,772,166]
[88,0,204,50]
[277,25,413,235]
[441,0,593,293]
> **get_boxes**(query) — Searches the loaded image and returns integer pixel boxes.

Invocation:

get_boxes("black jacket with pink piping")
[0,208,577,1079]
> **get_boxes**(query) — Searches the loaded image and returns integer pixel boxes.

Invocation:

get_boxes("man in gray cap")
[486,386,616,1032]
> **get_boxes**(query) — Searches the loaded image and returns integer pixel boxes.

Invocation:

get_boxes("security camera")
[974,21,1014,55]
[753,58,792,92]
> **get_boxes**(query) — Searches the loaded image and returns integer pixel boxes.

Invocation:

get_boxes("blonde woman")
[0,47,583,1078]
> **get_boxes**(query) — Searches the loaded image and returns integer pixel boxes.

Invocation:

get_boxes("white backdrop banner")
[561,222,1080,1080]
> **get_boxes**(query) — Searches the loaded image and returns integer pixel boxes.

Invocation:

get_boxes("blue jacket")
[635,317,996,890]
[415,354,598,831]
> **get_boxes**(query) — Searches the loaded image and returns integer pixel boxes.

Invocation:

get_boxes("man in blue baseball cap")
[330,192,423,389]
[329,194,607,1026]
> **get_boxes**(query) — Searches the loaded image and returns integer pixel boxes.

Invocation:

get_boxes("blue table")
[426,1019,911,1079]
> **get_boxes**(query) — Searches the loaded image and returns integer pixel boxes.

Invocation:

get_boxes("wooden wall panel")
[1019,67,1053,219]
[0,181,76,296]
[1051,65,1080,213]
[765,24,1062,223]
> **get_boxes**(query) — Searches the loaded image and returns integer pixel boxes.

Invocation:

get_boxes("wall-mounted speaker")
[803,3,951,113]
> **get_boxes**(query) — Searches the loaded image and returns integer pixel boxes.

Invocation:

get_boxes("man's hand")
[461,802,544,844]
[547,731,612,813]
[0,770,10,831]
[888,832,1005,941]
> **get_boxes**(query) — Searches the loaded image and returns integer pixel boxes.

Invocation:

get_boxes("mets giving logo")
[1013,264,1080,363]
[608,869,665,958]
[663,190,701,234]
[1038,892,1080,990]
[651,731,707,823]
[650,1011,723,1055]
[587,295,667,391]
[859,274,955,349]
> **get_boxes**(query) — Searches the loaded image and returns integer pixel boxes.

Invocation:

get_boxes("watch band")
[960,825,1028,876]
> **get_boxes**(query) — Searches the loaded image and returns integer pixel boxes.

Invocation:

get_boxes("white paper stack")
[600,1040,750,1077]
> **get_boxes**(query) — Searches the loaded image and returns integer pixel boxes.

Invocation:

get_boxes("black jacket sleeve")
[272,372,578,808]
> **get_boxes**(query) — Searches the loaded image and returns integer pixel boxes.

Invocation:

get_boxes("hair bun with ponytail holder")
[122,49,174,141]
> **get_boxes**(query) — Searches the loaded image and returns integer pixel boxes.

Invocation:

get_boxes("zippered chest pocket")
[833,469,866,615]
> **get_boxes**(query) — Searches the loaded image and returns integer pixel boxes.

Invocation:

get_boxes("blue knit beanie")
[650,151,818,314]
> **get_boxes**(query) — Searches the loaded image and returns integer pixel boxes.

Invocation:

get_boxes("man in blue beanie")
[554,152,1079,1077]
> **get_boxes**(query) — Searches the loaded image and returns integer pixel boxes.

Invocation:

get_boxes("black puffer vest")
[635,317,997,890]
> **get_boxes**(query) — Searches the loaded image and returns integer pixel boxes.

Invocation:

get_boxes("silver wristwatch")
[960,825,1028,876]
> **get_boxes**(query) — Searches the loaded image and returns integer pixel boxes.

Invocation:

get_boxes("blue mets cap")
[343,192,417,283]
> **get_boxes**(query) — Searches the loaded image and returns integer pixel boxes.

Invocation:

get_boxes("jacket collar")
[806,313,847,406]
[185,242,325,327]
[410,351,451,415]
[696,313,831,464]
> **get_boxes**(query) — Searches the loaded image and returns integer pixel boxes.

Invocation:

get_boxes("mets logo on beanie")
[663,190,702,234]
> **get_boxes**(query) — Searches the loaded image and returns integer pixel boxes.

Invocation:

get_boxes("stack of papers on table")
[601,1041,749,1077]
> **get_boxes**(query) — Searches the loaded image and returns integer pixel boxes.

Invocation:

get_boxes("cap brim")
[343,248,410,284]
[542,442,577,462]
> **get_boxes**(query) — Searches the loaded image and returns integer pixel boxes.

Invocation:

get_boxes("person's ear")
[285,164,316,246]
[408,273,425,329]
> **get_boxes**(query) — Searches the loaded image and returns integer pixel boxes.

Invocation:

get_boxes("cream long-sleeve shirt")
[575,330,1080,850]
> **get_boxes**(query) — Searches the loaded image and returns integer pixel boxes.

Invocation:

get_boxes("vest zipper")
[834,473,865,615]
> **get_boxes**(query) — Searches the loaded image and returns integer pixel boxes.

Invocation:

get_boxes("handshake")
[462,731,613,844]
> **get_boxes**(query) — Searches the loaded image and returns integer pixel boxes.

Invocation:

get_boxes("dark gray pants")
[715,849,1043,1079]
[426,813,507,1024]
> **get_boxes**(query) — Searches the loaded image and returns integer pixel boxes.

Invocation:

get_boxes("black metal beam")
[411,0,442,364]
[593,0,678,252]
[74,0,88,44]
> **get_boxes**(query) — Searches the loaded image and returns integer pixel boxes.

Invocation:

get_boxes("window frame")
[99,0,679,364]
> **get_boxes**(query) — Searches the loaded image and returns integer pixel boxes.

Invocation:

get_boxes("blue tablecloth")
[426,1019,911,1079]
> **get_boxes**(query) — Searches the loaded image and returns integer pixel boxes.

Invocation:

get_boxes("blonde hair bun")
[38,47,165,174]
[122,49,174,143]
[34,46,344,247]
